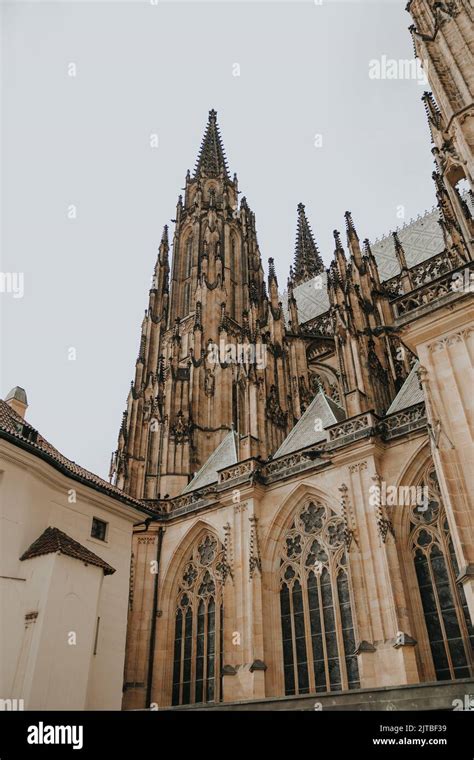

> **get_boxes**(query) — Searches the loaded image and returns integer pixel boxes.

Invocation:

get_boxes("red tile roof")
[0,400,153,514]
[20,526,116,575]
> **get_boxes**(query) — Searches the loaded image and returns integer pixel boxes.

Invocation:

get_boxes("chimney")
[5,387,28,419]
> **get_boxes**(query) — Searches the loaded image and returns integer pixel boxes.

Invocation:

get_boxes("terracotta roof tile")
[0,400,152,514]
[20,526,116,575]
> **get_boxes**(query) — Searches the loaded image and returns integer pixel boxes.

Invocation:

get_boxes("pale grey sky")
[1,0,437,479]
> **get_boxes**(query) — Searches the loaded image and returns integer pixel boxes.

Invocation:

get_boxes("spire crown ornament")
[194,109,230,179]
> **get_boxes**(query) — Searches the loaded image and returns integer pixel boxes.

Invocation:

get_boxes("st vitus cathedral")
[111,0,474,710]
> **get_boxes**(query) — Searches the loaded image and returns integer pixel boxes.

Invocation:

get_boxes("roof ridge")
[182,428,237,493]
[319,388,345,420]
[0,400,150,513]
[20,526,116,575]
[386,361,422,415]
[373,202,439,243]
[274,389,335,458]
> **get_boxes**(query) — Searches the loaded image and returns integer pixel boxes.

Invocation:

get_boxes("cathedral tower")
[110,110,293,499]
[408,0,474,256]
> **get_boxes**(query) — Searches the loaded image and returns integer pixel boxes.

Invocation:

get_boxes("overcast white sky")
[1,0,437,479]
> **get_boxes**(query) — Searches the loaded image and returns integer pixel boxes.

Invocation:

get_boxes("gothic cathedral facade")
[111,0,474,709]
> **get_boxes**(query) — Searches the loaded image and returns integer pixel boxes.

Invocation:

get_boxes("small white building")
[0,387,153,710]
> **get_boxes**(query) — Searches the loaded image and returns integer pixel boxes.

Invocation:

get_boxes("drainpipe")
[146,525,165,708]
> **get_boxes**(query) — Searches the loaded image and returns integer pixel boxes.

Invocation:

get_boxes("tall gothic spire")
[193,109,230,179]
[292,203,324,286]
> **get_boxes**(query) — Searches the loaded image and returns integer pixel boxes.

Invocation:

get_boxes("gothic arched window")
[229,236,236,276]
[229,236,237,319]
[172,534,225,705]
[183,281,191,316]
[409,467,473,681]
[280,500,359,696]
[185,235,193,278]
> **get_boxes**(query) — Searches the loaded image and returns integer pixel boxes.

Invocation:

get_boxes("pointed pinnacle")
[268,257,277,282]
[333,229,344,251]
[422,92,442,129]
[344,211,358,239]
[393,231,408,269]
[194,109,229,179]
[393,231,403,250]
[292,203,324,285]
[363,238,373,256]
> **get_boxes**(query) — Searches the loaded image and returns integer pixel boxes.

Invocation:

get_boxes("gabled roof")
[386,362,423,414]
[285,272,331,325]
[182,429,239,493]
[282,202,452,327]
[371,205,444,281]
[274,389,345,458]
[20,526,116,575]
[0,400,150,514]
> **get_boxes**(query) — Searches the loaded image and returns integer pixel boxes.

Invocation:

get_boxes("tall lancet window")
[410,467,473,681]
[279,501,359,696]
[181,235,193,316]
[185,235,193,278]
[183,281,191,316]
[229,236,237,319]
[172,534,225,706]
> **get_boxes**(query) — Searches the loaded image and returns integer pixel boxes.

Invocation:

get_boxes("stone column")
[222,487,266,701]
[345,457,419,687]
[417,327,474,622]
[398,286,474,624]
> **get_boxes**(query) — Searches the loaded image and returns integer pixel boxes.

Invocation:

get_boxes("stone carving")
[348,461,368,473]
[204,368,215,396]
[329,416,373,442]
[170,410,192,442]
[371,473,394,543]
[249,515,262,577]
[393,263,473,317]
[339,484,354,548]
[265,385,287,428]
[380,402,427,440]
[298,375,313,411]
[303,311,333,337]
[428,327,473,354]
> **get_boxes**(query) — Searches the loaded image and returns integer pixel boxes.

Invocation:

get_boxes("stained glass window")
[279,500,359,695]
[410,467,473,681]
[172,534,225,705]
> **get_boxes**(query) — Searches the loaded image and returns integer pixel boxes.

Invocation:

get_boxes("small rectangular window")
[91,517,108,541]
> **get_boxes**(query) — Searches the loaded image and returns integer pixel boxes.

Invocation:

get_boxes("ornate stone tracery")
[279,500,360,695]
[407,465,473,681]
[172,532,226,706]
